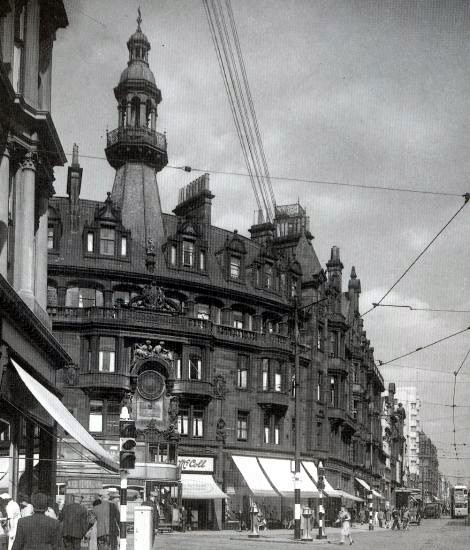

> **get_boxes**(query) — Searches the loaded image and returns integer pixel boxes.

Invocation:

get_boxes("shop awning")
[301,461,341,498]
[181,474,227,500]
[232,456,279,497]
[258,458,319,498]
[355,477,370,491]
[11,360,119,472]
[334,489,364,503]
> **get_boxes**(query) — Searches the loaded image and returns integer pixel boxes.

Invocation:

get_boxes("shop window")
[170,245,177,266]
[237,412,249,441]
[237,355,248,389]
[189,355,202,380]
[230,256,241,279]
[99,337,115,372]
[192,409,204,438]
[182,241,194,267]
[121,236,128,257]
[100,227,115,255]
[232,310,244,330]
[87,232,94,252]
[66,287,104,308]
[89,400,103,432]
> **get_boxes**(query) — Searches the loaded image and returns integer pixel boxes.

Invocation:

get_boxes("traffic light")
[119,419,136,470]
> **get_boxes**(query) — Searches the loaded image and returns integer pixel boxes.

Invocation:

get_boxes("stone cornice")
[0,275,71,367]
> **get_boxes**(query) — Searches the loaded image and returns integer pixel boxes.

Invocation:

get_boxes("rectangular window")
[274,362,282,392]
[237,412,248,441]
[89,399,103,432]
[263,416,270,444]
[197,304,210,320]
[230,256,241,279]
[291,276,298,298]
[170,245,177,266]
[100,227,115,255]
[87,232,94,252]
[237,356,248,389]
[262,358,269,391]
[175,358,182,380]
[182,241,194,267]
[189,355,202,380]
[106,401,120,435]
[330,376,336,406]
[233,310,244,329]
[177,408,189,436]
[121,236,127,256]
[99,337,115,372]
[199,250,206,270]
[317,372,323,401]
[192,409,204,438]
[47,226,54,249]
[255,266,261,286]
[265,264,273,288]
[274,418,281,445]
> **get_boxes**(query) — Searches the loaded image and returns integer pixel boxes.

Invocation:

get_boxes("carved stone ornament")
[63,365,78,386]
[132,340,173,364]
[168,396,179,424]
[20,151,38,172]
[129,282,181,313]
[216,417,227,442]
[212,374,227,399]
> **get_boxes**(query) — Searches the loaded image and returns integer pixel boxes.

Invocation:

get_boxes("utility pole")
[369,402,374,530]
[293,298,301,541]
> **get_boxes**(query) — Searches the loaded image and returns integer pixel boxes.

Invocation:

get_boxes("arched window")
[131,96,140,127]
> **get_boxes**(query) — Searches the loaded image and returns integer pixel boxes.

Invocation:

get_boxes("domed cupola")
[106,8,167,171]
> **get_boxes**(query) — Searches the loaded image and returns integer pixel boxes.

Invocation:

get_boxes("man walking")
[60,493,88,550]
[11,492,62,550]
[1,493,21,550]
[93,495,120,550]
[391,507,400,530]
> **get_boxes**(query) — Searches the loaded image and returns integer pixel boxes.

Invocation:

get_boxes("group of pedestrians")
[0,491,121,550]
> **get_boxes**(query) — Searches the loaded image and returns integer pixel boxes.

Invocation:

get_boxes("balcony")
[172,379,213,400]
[48,307,292,351]
[328,357,348,376]
[105,126,168,170]
[328,406,346,426]
[77,372,131,392]
[257,390,290,413]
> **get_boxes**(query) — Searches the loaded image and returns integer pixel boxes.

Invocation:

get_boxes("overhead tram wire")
[377,325,470,366]
[371,304,470,314]
[452,347,470,462]
[362,194,470,317]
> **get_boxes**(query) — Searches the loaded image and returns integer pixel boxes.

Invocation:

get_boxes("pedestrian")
[335,506,353,545]
[60,493,89,550]
[11,492,62,550]
[358,507,366,525]
[1,493,21,550]
[377,509,384,528]
[19,499,33,519]
[384,508,391,528]
[92,494,120,550]
[391,507,400,530]
[402,507,410,531]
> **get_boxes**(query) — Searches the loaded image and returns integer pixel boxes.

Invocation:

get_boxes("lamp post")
[316,460,327,539]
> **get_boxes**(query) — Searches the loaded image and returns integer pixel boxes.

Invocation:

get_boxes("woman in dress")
[338,506,353,545]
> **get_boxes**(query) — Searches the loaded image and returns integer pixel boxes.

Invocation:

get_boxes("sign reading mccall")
[178,456,214,473]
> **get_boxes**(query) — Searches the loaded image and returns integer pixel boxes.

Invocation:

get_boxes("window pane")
[121,236,127,256]
[233,311,243,329]
[237,413,248,441]
[264,425,270,444]
[175,359,182,380]
[100,227,115,255]
[230,256,241,279]
[189,356,202,380]
[87,232,94,252]
[89,400,103,432]
[265,264,272,288]
[262,359,269,391]
[274,373,282,392]
[199,251,206,270]
[99,351,115,372]
[182,241,194,266]
[193,409,204,438]
[197,304,210,320]
[170,245,177,266]
[178,410,189,435]
[47,226,54,249]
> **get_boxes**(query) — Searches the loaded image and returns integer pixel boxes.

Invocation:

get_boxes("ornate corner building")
[47,16,403,529]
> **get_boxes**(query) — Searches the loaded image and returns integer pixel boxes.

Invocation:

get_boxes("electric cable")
[362,195,470,317]
[372,304,470,314]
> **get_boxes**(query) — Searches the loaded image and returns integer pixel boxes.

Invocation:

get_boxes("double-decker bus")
[450,485,468,518]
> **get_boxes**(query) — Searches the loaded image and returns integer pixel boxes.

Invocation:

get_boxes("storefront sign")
[178,456,214,473]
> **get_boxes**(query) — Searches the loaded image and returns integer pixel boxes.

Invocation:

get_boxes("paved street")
[124,518,469,550]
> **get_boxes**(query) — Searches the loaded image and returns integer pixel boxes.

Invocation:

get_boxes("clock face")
[137,370,166,400]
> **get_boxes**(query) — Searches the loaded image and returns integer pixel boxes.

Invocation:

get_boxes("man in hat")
[0,493,21,550]
[11,492,62,550]
[93,493,119,550]
[59,493,88,550]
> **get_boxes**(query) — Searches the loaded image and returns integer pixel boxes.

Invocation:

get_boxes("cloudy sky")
[53,0,470,481]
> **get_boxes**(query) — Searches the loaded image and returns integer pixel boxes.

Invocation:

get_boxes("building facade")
[47,16,391,528]
[419,430,439,502]
[395,386,421,489]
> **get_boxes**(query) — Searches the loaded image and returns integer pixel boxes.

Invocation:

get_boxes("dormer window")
[100,227,115,255]
[230,256,241,279]
[183,241,194,267]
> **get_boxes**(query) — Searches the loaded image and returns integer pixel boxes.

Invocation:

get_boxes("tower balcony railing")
[106,125,167,151]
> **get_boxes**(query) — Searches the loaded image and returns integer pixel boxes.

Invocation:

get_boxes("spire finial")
[137,6,142,31]
[72,143,79,167]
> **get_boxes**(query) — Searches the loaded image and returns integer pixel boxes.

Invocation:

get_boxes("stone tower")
[105,10,168,251]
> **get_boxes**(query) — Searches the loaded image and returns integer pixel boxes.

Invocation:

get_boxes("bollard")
[301,506,313,540]
[248,503,260,538]
[134,505,153,550]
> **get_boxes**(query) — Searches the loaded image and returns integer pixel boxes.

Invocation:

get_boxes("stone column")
[0,146,10,278]
[139,101,147,128]
[8,415,20,500]
[34,190,49,309]
[126,101,132,126]
[253,314,263,333]
[104,288,113,308]
[150,108,156,130]
[57,285,67,306]
[15,152,37,309]
[23,0,40,107]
